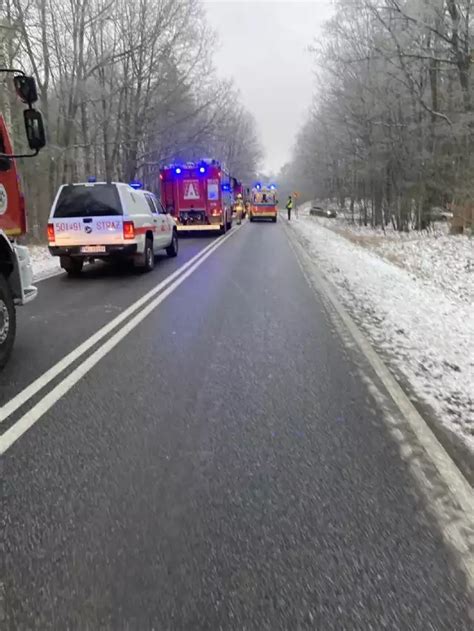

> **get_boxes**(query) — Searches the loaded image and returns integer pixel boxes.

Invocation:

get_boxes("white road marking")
[0,227,237,453]
[284,222,474,592]
[33,237,210,283]
[1,230,237,424]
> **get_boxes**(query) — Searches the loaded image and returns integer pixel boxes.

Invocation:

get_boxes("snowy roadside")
[289,214,474,457]
[306,213,472,305]
[28,245,61,281]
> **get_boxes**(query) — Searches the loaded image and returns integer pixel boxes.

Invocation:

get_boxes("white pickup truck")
[47,182,179,275]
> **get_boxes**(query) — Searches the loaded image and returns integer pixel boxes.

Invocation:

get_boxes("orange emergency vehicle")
[249,185,278,223]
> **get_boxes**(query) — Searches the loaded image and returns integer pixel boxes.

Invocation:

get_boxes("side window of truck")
[156,199,167,214]
[145,194,158,215]
[151,195,163,213]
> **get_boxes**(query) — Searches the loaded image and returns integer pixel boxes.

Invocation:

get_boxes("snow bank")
[297,201,313,215]
[28,245,61,281]
[317,218,472,305]
[291,216,474,452]
[371,234,472,305]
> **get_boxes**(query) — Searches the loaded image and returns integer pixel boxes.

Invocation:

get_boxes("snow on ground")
[290,214,474,452]
[372,233,473,305]
[297,201,313,215]
[311,216,473,305]
[29,245,61,281]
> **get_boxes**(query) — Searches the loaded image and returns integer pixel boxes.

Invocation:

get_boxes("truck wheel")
[0,275,16,370]
[142,238,155,272]
[220,221,227,235]
[61,256,83,276]
[272,217,277,223]
[166,230,179,258]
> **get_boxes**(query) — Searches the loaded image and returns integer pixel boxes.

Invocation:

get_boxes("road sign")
[184,180,200,200]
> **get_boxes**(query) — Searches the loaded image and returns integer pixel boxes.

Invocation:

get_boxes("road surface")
[2,223,472,629]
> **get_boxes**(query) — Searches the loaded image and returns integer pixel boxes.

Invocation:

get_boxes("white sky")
[203,0,334,173]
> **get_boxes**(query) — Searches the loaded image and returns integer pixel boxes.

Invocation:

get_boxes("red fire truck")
[159,160,233,233]
[0,72,46,368]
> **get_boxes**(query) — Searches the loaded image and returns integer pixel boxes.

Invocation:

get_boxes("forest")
[284,0,473,230]
[0,0,262,237]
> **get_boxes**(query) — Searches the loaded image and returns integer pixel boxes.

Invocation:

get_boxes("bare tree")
[6,0,263,236]
[288,0,473,231]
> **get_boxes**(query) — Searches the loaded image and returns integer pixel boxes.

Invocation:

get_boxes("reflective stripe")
[177,224,221,232]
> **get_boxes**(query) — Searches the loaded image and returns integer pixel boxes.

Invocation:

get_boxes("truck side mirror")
[14,75,39,105]
[24,109,46,151]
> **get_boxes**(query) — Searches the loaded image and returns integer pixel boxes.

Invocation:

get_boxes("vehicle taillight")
[211,208,221,216]
[123,220,135,240]
[47,223,55,243]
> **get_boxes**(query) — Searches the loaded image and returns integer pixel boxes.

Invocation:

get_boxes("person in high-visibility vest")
[286,195,293,221]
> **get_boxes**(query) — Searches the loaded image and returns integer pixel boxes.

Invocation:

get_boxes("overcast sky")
[203,0,334,174]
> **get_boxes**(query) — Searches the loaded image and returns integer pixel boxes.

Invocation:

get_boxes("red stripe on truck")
[134,226,157,235]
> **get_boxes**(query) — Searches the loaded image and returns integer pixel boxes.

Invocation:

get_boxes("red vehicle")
[159,160,233,233]
[0,72,46,368]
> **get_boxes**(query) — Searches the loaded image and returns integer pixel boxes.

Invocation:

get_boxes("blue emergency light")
[87,176,97,183]
[255,183,261,190]
[199,166,206,174]
[175,167,182,175]
[129,180,143,190]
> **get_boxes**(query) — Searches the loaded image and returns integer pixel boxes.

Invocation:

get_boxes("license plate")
[80,245,106,254]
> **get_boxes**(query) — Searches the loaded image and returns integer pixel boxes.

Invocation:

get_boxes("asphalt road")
[3,221,472,629]
[1,235,217,405]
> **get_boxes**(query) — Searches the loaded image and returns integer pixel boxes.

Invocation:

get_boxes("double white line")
[0,228,238,454]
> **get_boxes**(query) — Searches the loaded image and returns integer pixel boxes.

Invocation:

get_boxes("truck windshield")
[53,184,122,217]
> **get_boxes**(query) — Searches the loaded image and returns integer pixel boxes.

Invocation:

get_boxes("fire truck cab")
[159,160,233,234]
[0,72,46,369]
